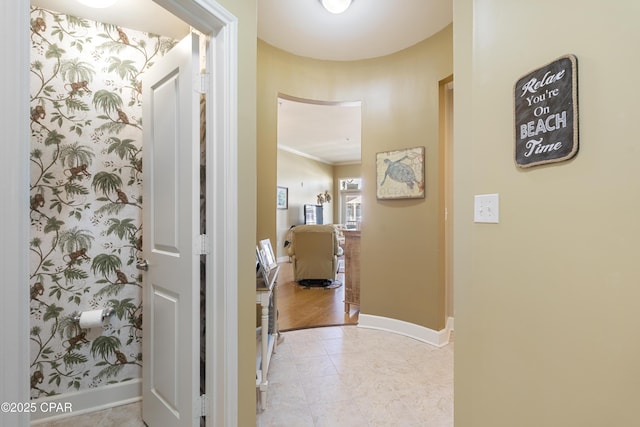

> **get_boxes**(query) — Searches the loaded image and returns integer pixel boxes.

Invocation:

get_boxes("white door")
[141,33,201,427]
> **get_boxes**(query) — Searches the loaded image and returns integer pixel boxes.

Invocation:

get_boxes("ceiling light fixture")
[76,0,118,8]
[320,0,353,14]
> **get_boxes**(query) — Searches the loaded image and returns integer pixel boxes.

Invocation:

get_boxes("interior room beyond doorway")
[276,95,362,330]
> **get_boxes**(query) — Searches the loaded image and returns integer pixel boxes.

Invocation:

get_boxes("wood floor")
[275,259,359,331]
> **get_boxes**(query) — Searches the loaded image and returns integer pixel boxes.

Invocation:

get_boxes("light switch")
[474,193,499,223]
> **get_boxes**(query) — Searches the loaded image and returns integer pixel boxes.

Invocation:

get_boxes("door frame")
[154,2,239,425]
[2,1,239,425]
[2,2,31,426]
[438,76,454,326]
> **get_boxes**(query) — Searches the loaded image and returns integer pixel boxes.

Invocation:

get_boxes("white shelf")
[255,329,275,388]
[256,264,280,410]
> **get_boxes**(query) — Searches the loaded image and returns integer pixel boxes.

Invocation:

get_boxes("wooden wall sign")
[514,54,578,168]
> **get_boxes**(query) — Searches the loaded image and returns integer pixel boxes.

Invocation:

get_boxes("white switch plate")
[474,193,499,223]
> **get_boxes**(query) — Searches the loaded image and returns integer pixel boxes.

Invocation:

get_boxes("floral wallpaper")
[29,7,176,398]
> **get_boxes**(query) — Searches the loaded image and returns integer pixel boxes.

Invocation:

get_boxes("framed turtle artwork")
[376,146,425,199]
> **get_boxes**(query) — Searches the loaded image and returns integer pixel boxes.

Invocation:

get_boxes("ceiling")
[31,0,190,40]
[258,0,453,61]
[278,97,362,165]
[31,0,453,165]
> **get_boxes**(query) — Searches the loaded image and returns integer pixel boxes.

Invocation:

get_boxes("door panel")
[142,33,200,427]
[151,288,179,413]
[151,73,180,251]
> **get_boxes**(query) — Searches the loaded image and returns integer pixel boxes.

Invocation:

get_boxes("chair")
[286,224,343,285]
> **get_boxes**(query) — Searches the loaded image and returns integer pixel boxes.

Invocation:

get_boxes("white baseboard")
[30,379,141,424]
[277,256,291,263]
[358,314,454,348]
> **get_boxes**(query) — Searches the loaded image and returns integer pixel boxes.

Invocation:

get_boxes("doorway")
[275,95,362,330]
[338,178,362,230]
[19,1,239,425]
[439,76,454,330]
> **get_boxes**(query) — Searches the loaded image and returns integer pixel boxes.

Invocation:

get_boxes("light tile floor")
[32,326,453,427]
[257,325,453,427]
[33,400,144,427]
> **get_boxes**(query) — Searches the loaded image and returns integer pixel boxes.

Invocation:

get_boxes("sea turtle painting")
[380,155,418,189]
[376,147,425,199]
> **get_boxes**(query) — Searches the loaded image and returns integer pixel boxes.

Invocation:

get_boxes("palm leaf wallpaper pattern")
[29,6,177,397]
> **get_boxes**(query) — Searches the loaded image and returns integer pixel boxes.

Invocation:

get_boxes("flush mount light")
[76,0,117,8]
[320,0,353,14]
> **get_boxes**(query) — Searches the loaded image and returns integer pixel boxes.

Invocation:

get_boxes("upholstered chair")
[286,224,343,284]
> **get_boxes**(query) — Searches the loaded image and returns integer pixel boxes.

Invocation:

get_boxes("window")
[339,178,362,229]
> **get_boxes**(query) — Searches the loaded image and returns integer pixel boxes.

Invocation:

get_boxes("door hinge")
[197,234,209,255]
[196,73,210,94]
[199,394,209,417]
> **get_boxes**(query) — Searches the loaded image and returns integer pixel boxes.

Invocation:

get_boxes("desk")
[256,265,280,410]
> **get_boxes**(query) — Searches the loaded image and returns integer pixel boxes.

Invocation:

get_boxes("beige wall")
[258,24,453,330]
[454,0,640,425]
[276,149,334,258]
[215,0,257,424]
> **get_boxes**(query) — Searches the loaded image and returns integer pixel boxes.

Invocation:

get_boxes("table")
[256,265,280,410]
[343,230,361,313]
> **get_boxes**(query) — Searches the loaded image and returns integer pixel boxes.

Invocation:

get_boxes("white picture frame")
[256,245,270,284]
[277,186,288,209]
[376,146,425,200]
[259,238,277,270]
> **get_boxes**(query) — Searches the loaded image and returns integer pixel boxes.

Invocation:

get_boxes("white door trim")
[1,2,30,426]
[154,1,239,425]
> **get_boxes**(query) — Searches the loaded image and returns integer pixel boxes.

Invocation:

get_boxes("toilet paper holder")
[72,307,115,324]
